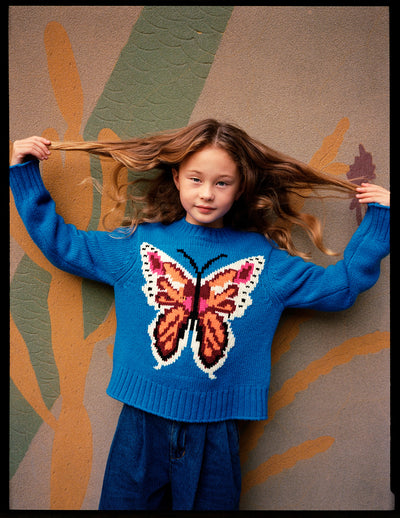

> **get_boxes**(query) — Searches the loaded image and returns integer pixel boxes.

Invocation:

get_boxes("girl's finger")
[356,185,384,194]
[30,136,51,146]
[27,143,49,159]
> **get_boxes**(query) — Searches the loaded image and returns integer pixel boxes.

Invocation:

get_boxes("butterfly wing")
[196,311,228,367]
[141,243,195,369]
[192,256,265,379]
[151,306,191,364]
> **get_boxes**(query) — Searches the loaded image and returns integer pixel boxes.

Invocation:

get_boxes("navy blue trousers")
[98,404,242,510]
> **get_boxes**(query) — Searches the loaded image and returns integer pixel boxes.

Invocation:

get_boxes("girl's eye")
[191,177,201,183]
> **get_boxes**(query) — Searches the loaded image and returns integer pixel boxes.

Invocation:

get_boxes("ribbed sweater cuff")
[365,203,390,243]
[9,160,45,201]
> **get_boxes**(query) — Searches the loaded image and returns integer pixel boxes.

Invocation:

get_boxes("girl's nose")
[200,186,214,201]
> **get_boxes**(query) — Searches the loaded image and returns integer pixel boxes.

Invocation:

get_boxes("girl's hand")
[356,183,390,207]
[10,136,51,166]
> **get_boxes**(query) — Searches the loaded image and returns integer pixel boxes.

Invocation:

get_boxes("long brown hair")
[50,119,359,258]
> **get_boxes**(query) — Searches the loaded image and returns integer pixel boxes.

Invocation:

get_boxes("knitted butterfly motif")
[141,243,264,379]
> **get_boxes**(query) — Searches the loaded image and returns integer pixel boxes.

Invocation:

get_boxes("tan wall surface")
[9,6,390,510]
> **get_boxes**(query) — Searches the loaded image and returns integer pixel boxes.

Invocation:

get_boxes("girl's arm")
[267,189,390,311]
[10,137,136,285]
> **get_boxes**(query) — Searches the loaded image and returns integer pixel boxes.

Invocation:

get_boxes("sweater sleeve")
[10,160,137,285]
[267,203,390,311]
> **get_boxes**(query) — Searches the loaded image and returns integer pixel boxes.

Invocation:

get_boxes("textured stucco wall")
[9,6,390,510]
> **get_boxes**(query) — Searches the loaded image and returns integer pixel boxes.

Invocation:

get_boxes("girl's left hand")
[356,183,390,207]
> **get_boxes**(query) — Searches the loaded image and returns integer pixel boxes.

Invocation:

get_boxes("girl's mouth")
[196,205,216,214]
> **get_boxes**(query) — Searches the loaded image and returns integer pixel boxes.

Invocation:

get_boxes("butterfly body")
[141,243,264,379]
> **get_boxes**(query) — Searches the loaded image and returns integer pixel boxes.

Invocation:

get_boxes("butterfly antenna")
[200,254,227,274]
[177,249,199,274]
[177,250,227,275]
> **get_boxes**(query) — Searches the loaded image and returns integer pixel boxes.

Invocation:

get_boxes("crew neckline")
[169,217,237,242]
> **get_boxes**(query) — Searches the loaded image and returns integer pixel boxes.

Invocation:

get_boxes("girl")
[10,120,390,510]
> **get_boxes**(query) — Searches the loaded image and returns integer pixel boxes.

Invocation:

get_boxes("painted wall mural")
[9,6,390,510]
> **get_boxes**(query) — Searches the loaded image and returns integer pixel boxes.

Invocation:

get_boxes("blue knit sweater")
[10,160,390,422]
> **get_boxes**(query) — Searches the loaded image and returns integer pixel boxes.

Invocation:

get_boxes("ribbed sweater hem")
[106,365,269,422]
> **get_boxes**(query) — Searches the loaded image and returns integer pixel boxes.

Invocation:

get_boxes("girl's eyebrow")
[186,169,236,179]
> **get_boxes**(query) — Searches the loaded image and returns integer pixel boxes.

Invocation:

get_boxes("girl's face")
[172,145,243,228]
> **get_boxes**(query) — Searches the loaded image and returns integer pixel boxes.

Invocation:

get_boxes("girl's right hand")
[10,136,51,166]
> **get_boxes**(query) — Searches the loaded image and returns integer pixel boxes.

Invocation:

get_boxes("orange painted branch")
[241,436,335,494]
